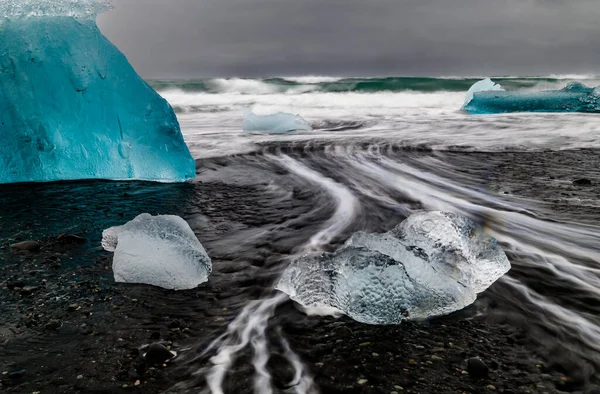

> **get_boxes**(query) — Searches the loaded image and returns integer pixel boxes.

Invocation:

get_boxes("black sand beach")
[2,149,600,393]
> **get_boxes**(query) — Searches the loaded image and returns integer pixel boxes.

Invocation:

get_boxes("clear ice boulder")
[276,211,511,324]
[242,109,313,133]
[102,214,212,290]
[0,0,196,184]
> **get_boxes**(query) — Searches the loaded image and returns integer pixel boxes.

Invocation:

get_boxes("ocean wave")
[152,76,598,96]
[280,76,344,84]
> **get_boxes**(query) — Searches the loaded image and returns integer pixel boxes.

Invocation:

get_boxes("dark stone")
[168,320,181,329]
[144,343,174,365]
[7,281,25,290]
[10,241,40,252]
[58,234,88,245]
[8,369,27,379]
[467,357,489,379]
[333,326,353,338]
[20,286,38,296]
[45,320,62,331]
[573,179,592,186]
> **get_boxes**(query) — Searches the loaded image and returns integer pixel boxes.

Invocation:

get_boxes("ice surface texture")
[102,214,212,290]
[242,109,312,133]
[0,0,111,18]
[463,80,600,114]
[276,211,511,325]
[463,78,504,107]
[0,3,195,184]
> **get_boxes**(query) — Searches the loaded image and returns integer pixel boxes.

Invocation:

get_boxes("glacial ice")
[276,211,511,324]
[0,0,196,184]
[102,214,212,290]
[463,78,504,106]
[242,109,313,133]
[462,80,600,114]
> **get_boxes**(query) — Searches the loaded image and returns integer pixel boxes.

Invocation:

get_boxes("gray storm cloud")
[97,0,600,78]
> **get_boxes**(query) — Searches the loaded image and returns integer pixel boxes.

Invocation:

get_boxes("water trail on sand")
[273,154,360,250]
[192,154,359,394]
[328,149,600,370]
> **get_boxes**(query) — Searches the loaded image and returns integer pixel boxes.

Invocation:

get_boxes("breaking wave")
[152,76,600,96]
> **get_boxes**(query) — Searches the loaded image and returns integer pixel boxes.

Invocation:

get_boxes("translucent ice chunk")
[242,109,312,133]
[463,78,504,106]
[277,248,444,324]
[391,211,510,293]
[0,2,196,184]
[102,214,212,290]
[463,81,600,114]
[276,211,511,324]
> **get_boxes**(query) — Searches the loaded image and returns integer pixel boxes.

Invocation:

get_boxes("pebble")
[359,342,371,347]
[573,178,592,186]
[10,241,40,252]
[487,385,496,390]
[144,343,175,365]
[45,320,61,331]
[58,234,88,244]
[357,379,368,385]
[467,357,489,379]
[431,355,443,361]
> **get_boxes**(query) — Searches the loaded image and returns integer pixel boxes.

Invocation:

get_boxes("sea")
[151,75,600,157]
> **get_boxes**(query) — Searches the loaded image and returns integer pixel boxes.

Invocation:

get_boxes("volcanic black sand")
[1,149,600,394]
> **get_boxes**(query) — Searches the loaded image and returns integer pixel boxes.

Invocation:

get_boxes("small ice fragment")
[102,213,212,290]
[276,211,511,324]
[463,78,504,106]
[242,109,312,133]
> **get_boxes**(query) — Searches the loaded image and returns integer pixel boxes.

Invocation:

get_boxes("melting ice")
[242,109,313,133]
[103,214,212,290]
[0,0,196,184]
[463,79,600,114]
[276,211,511,325]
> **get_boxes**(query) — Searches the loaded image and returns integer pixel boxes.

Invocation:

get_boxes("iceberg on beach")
[102,214,212,290]
[242,109,313,133]
[462,79,600,114]
[276,211,511,325]
[0,0,196,184]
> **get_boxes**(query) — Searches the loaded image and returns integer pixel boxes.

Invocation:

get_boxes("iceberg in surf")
[242,109,312,133]
[276,211,511,325]
[462,79,600,114]
[102,214,212,290]
[463,78,504,107]
[0,0,195,184]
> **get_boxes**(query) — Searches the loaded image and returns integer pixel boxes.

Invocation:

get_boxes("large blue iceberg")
[0,0,196,184]
[462,79,600,115]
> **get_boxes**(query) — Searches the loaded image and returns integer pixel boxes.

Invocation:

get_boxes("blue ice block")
[0,1,195,183]
[463,80,600,115]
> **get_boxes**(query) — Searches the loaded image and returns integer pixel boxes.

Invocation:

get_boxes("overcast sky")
[97,0,600,79]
